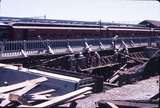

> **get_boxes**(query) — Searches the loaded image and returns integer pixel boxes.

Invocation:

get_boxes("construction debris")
[0,39,159,108]
[0,76,92,108]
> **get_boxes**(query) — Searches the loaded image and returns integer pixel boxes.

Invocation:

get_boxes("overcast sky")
[0,0,160,23]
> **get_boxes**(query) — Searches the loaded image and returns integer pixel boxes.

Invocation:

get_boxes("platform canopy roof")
[0,16,142,28]
[139,20,160,28]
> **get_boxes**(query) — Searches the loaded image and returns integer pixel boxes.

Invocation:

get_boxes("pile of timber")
[0,77,92,108]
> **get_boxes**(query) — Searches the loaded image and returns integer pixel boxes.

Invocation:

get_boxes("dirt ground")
[75,75,159,108]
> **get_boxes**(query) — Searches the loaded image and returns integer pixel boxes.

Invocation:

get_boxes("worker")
[112,35,118,50]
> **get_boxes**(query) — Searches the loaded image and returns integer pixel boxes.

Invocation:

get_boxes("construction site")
[0,17,159,108]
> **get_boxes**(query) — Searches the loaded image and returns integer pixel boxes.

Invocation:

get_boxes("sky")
[0,0,160,24]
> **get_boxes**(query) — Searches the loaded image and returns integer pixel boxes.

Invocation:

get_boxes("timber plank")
[0,77,48,107]
[0,83,38,107]
[0,77,47,94]
[31,89,55,95]
[33,87,92,107]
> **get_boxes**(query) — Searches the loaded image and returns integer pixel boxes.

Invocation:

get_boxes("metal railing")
[0,36,160,59]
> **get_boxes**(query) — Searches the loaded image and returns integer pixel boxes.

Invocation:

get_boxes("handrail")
[0,36,160,59]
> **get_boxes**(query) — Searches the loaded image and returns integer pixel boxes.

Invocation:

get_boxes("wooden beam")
[33,87,92,107]
[48,45,54,54]
[106,102,119,108]
[0,77,47,94]
[21,49,28,57]
[30,95,49,101]
[64,94,86,103]
[109,74,120,83]
[64,91,92,104]
[14,83,38,96]
[103,82,119,87]
[31,89,55,95]
[0,83,39,107]
[81,63,119,71]
[0,77,48,107]
[107,64,127,83]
